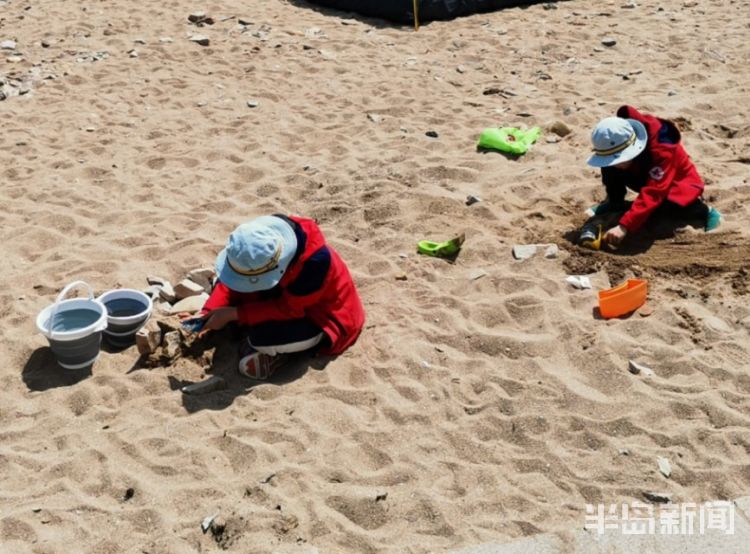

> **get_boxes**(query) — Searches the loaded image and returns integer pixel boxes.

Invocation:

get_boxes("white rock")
[159,37,174,43]
[143,285,162,299]
[174,279,205,300]
[135,320,162,355]
[147,276,168,287]
[182,376,226,395]
[1,40,17,50]
[163,331,181,359]
[246,99,259,108]
[159,282,176,303]
[601,37,617,47]
[512,244,537,260]
[170,293,209,314]
[544,244,559,259]
[187,267,216,292]
[566,276,591,289]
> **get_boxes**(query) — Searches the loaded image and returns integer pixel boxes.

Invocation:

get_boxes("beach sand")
[2,0,750,551]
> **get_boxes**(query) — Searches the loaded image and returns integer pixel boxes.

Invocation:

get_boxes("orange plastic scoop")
[598,279,648,319]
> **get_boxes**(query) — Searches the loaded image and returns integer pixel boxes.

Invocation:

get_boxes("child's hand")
[198,307,238,338]
[604,224,627,246]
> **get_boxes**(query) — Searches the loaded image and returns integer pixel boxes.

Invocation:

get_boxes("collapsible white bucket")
[97,289,153,347]
[36,281,108,370]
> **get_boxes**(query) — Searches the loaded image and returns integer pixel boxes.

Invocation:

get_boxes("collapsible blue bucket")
[36,281,108,369]
[97,289,153,347]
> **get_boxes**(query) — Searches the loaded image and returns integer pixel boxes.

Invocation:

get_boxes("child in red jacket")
[185,214,365,379]
[583,105,720,246]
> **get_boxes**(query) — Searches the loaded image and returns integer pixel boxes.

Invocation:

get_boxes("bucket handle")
[48,281,96,340]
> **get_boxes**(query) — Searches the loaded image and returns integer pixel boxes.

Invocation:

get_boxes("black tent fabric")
[304,1,558,23]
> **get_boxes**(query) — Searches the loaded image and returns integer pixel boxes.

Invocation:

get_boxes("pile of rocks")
[134,267,216,360]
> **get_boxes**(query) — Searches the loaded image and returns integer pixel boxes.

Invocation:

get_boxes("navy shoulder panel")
[657,122,679,145]
[287,246,331,296]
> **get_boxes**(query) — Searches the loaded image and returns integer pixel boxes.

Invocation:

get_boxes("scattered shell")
[628,360,654,376]
[657,456,672,478]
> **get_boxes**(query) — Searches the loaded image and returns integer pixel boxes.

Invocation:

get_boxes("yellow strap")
[594,132,636,156]
[413,0,420,31]
[227,245,282,276]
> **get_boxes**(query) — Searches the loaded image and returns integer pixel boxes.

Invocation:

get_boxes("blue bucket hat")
[215,216,298,293]
[587,116,648,168]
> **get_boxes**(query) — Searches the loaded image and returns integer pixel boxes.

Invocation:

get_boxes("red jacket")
[603,105,704,232]
[202,216,365,355]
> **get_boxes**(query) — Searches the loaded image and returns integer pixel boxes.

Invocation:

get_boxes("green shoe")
[705,207,721,231]
[418,233,465,258]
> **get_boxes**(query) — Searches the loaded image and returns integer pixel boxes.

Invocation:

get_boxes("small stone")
[143,284,162,299]
[246,99,259,108]
[159,37,174,43]
[638,304,654,317]
[128,49,138,58]
[548,121,572,137]
[147,276,168,287]
[163,331,181,359]
[123,488,135,501]
[619,448,631,456]
[238,17,252,25]
[6,55,23,63]
[41,40,51,48]
[375,492,388,501]
[189,34,210,46]
[566,275,591,289]
[657,456,672,478]
[643,491,672,504]
[1,40,17,50]
[601,37,617,47]
[622,2,637,8]
[201,513,218,534]
[395,274,408,281]
[159,281,176,303]
[544,244,559,259]
[170,293,209,314]
[668,90,677,96]
[512,244,537,260]
[628,360,654,376]
[135,320,162,355]
[181,376,226,395]
[456,65,466,73]
[468,269,487,281]
[465,195,481,206]
[188,12,207,22]
[174,279,204,300]
[425,130,438,138]
[367,113,382,123]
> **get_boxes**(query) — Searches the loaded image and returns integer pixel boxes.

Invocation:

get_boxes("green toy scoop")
[478,126,541,155]
[417,233,465,258]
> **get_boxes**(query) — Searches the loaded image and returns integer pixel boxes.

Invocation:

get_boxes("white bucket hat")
[215,216,298,293]
[587,116,648,168]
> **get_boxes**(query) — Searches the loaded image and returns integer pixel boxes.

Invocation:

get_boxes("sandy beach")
[2,0,750,552]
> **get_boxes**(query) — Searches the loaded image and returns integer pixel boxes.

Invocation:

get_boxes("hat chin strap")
[228,244,282,276]
[594,132,636,156]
